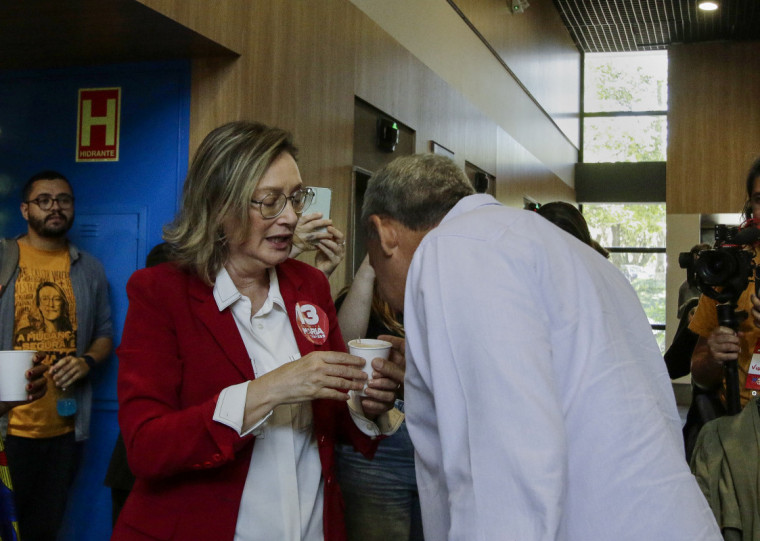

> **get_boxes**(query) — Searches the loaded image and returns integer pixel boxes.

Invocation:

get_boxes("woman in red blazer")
[113,121,404,541]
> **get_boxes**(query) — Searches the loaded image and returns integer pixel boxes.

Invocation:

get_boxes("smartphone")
[307,187,332,232]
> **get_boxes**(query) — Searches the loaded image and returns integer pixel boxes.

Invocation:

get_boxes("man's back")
[403,194,720,540]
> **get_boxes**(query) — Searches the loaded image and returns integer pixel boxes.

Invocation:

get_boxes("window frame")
[580,52,668,164]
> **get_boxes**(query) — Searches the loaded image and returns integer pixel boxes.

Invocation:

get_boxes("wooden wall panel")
[353,11,499,178]
[135,0,246,53]
[668,41,760,215]
[453,0,581,147]
[351,0,578,185]
[139,0,575,289]
[666,41,760,349]
[496,127,575,208]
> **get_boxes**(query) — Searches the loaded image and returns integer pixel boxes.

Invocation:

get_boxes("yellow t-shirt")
[689,247,760,408]
[9,242,77,438]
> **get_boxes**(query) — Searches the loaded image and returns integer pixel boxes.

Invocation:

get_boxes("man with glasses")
[0,170,113,540]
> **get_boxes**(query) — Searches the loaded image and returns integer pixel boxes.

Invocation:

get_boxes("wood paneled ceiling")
[0,0,237,70]
[553,0,760,53]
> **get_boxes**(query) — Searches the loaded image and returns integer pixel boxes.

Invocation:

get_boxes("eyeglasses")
[25,194,75,211]
[250,188,314,219]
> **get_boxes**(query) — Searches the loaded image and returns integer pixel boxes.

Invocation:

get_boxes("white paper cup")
[348,339,392,396]
[0,350,34,402]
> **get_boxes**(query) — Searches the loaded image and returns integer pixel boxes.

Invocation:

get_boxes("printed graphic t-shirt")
[9,243,77,438]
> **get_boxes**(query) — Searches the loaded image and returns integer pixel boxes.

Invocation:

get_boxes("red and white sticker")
[295,302,329,345]
[746,339,760,392]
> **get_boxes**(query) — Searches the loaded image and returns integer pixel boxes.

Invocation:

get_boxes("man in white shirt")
[361,154,721,540]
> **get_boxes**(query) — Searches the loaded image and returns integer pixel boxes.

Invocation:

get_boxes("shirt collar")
[213,267,286,313]
[440,193,502,226]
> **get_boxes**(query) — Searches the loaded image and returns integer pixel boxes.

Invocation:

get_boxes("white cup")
[0,350,35,402]
[348,338,392,396]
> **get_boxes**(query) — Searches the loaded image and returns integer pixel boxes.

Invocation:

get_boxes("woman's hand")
[313,225,346,277]
[243,350,369,430]
[360,335,406,417]
[290,213,334,257]
[253,350,367,406]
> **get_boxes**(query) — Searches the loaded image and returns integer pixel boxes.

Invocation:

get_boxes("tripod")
[716,302,744,415]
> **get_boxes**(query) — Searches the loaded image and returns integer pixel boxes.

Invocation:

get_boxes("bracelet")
[82,355,96,369]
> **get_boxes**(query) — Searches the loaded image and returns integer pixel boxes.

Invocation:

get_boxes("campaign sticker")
[745,339,760,391]
[295,302,329,345]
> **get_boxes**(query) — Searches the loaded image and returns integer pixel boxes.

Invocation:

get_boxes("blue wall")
[0,60,191,539]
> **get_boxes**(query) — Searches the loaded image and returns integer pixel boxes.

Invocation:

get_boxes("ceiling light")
[698,1,719,11]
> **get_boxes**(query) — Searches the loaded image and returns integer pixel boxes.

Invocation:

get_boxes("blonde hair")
[372,289,405,338]
[164,121,297,284]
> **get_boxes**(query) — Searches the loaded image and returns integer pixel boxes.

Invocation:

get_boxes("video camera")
[678,224,759,305]
[679,222,760,415]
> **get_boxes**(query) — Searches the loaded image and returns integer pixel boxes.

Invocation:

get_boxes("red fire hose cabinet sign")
[76,87,121,162]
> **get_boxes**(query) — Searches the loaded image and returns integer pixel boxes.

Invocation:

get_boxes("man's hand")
[50,355,91,390]
[691,328,742,390]
[26,352,48,401]
[360,335,406,417]
[706,326,742,362]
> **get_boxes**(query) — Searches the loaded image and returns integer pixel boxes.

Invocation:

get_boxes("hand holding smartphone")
[292,187,334,254]
[307,187,332,231]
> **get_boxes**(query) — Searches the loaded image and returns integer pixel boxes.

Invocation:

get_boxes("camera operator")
[689,157,760,411]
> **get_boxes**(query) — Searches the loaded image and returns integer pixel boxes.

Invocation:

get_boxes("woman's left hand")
[359,335,405,417]
[290,212,333,257]
[313,226,346,277]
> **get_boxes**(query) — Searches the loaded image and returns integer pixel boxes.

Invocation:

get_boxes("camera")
[679,223,760,415]
[678,224,758,305]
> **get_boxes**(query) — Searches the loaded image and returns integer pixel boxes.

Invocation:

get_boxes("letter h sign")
[76,87,121,162]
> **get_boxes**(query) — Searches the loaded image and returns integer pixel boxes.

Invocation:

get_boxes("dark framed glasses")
[25,194,75,211]
[250,188,314,219]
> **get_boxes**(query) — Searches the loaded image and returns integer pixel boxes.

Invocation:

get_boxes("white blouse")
[211,267,401,541]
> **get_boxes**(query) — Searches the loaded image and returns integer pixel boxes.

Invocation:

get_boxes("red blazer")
[112,259,378,541]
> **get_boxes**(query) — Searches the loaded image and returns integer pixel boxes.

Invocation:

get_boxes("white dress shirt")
[403,194,721,540]
[211,267,402,541]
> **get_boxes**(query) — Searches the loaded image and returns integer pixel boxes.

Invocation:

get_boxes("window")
[583,52,668,163]
[580,52,668,349]
[583,203,667,352]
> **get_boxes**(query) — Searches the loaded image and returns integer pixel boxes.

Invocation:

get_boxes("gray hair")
[361,154,475,238]
[163,121,297,284]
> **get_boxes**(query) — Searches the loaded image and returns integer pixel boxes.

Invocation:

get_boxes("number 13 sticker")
[295,302,329,345]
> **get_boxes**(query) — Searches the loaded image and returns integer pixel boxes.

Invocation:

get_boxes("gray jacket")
[0,237,113,441]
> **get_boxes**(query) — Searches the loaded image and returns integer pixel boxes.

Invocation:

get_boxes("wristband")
[82,355,96,369]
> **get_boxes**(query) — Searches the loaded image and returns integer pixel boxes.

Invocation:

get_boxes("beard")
[28,211,74,238]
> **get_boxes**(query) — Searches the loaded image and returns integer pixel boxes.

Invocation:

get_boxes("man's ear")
[20,202,29,221]
[369,215,399,256]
